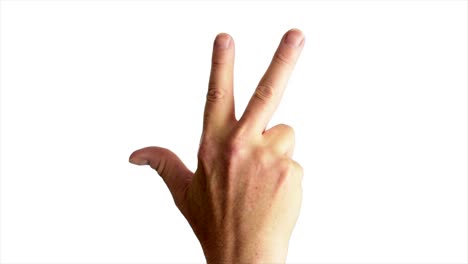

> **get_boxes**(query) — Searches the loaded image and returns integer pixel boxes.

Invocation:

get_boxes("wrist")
[201,235,288,264]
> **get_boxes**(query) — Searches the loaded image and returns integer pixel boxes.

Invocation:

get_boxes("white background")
[1,0,467,263]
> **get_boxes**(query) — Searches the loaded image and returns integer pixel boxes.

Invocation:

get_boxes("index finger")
[238,28,305,134]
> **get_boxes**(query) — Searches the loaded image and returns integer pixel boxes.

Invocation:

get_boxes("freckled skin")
[129,28,305,264]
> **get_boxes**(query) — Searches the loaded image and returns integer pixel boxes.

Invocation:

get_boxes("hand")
[129,28,305,264]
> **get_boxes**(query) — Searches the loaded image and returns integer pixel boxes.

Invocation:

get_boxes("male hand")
[129,28,305,264]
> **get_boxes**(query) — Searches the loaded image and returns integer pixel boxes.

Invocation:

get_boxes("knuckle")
[273,51,293,68]
[211,60,224,66]
[254,78,275,102]
[296,162,304,177]
[197,143,208,161]
[198,140,221,175]
[224,129,251,163]
[292,160,304,182]
[279,159,293,177]
[212,54,228,66]
[288,128,296,143]
[206,85,225,102]
[276,159,293,188]
[265,124,295,146]
[197,141,215,163]
[254,147,270,163]
[225,137,244,159]
[279,124,295,137]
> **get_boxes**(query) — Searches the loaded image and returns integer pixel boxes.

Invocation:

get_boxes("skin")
[129,28,305,264]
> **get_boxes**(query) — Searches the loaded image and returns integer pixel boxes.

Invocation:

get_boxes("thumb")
[129,146,193,201]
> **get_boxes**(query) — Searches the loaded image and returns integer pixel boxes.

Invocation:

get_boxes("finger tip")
[215,33,232,49]
[216,32,231,39]
[288,28,305,41]
[288,28,303,35]
[285,28,305,48]
[129,153,148,166]
[129,158,149,166]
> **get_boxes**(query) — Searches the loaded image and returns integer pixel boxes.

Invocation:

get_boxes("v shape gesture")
[130,28,305,264]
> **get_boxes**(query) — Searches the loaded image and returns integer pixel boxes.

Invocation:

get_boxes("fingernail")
[215,33,231,49]
[129,157,148,165]
[284,29,304,48]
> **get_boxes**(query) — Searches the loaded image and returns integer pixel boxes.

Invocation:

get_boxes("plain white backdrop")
[0,0,467,263]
